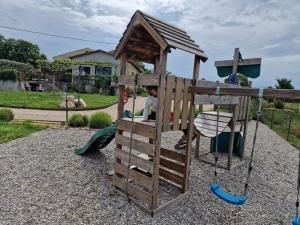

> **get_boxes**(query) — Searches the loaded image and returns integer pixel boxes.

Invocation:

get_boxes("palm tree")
[275,78,294,89]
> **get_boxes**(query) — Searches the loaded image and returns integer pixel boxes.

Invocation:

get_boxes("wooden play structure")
[111,10,250,215]
[109,10,300,220]
[112,10,208,215]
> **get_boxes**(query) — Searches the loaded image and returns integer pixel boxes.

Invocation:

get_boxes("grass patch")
[71,93,117,109]
[0,91,117,110]
[250,100,300,149]
[0,121,47,144]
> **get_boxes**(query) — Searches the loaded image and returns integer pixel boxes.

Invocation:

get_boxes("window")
[95,66,112,76]
[79,66,91,75]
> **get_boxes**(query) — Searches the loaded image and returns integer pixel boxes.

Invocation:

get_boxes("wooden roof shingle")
[114,10,208,62]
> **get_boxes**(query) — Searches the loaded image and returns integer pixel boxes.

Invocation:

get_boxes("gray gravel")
[0,122,298,225]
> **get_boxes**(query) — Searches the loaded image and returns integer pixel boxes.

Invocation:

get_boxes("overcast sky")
[0,0,299,88]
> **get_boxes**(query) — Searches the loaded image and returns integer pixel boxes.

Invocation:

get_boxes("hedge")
[0,69,19,82]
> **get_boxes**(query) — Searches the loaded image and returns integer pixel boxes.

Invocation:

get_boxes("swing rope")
[125,74,138,201]
[213,87,221,183]
[292,147,300,225]
[296,149,300,217]
[244,88,263,195]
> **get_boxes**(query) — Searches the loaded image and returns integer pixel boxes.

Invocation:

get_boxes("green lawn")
[0,91,118,110]
[0,121,47,144]
[252,100,300,149]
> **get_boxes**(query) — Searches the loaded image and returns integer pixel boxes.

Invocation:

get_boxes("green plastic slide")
[75,124,117,155]
[75,110,136,155]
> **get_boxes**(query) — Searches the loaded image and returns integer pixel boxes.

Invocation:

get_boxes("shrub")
[136,86,148,96]
[0,108,14,121]
[68,114,89,127]
[274,100,284,109]
[0,69,19,82]
[89,112,112,129]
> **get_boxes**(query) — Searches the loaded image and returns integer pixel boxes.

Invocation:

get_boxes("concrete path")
[10,97,214,122]
[10,97,146,122]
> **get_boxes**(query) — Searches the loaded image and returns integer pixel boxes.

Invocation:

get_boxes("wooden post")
[116,53,127,176]
[117,53,127,119]
[151,48,168,210]
[232,48,239,75]
[195,135,200,158]
[184,55,200,192]
[227,104,237,169]
[240,97,250,160]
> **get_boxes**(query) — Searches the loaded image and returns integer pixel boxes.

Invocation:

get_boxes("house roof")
[114,10,208,63]
[53,48,93,59]
[69,49,115,59]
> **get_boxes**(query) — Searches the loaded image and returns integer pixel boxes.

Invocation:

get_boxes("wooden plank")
[115,134,155,156]
[138,13,168,50]
[227,105,237,169]
[194,122,228,132]
[152,49,168,209]
[153,26,195,44]
[160,147,185,163]
[117,53,127,120]
[116,119,156,139]
[197,80,232,88]
[166,39,208,60]
[181,79,191,129]
[194,117,229,127]
[159,168,184,186]
[215,58,262,67]
[114,162,153,187]
[189,87,300,101]
[173,77,184,130]
[194,95,240,105]
[152,192,188,216]
[184,55,200,192]
[195,113,232,123]
[160,157,185,174]
[113,175,152,205]
[163,76,175,131]
[115,148,154,173]
[118,74,159,86]
[142,12,187,35]
[114,13,139,59]
[162,33,200,50]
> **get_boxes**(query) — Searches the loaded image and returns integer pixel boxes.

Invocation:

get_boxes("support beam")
[151,48,168,209]
[189,87,300,101]
[184,55,200,192]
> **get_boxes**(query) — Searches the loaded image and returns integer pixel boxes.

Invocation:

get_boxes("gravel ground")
[0,121,299,225]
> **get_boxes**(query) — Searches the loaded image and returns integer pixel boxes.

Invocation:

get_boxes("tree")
[275,78,294,89]
[0,34,47,67]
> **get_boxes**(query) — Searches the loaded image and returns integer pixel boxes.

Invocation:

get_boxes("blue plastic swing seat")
[292,216,300,225]
[210,183,248,206]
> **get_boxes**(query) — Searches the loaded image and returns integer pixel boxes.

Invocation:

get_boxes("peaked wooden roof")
[114,10,208,63]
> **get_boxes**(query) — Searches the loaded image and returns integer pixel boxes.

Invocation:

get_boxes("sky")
[0,0,299,88]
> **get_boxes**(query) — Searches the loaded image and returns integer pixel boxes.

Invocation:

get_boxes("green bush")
[274,100,284,109]
[89,112,112,129]
[0,69,19,82]
[136,86,148,96]
[0,108,14,121]
[68,114,89,127]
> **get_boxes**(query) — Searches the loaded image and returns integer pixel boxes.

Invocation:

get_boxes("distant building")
[53,48,141,93]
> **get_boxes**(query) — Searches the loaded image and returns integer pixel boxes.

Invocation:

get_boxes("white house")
[53,48,141,93]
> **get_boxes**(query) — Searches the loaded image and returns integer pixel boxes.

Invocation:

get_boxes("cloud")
[0,0,300,87]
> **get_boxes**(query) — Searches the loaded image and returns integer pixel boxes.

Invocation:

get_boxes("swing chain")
[213,87,221,182]
[244,89,264,195]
